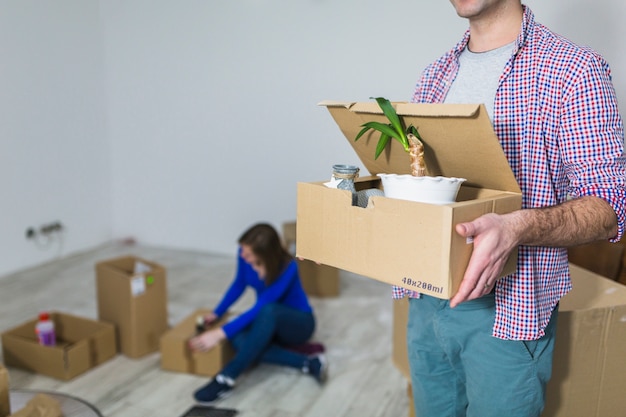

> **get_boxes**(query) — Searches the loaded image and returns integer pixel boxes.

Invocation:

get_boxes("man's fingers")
[450,279,475,307]
[455,222,475,237]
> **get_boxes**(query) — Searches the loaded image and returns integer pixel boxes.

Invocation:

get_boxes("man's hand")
[188,328,226,352]
[449,196,619,308]
[450,213,517,308]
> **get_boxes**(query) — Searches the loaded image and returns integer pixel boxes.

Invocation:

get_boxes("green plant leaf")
[374,133,391,159]
[359,121,402,142]
[354,97,416,156]
[372,97,407,145]
[407,124,423,141]
[391,135,410,152]
[355,125,372,141]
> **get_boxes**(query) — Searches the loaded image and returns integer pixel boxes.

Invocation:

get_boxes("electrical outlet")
[25,221,64,239]
[40,221,63,235]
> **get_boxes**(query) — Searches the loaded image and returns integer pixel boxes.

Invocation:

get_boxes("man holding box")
[398,1,626,416]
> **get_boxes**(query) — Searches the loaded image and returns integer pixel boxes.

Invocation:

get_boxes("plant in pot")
[355,97,465,204]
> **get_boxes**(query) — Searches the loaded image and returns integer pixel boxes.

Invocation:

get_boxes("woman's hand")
[203,312,218,325]
[188,328,226,352]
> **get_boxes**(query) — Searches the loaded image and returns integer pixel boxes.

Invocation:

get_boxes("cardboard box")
[407,381,415,417]
[9,394,62,417]
[0,364,9,417]
[282,222,340,297]
[543,264,626,417]
[1,312,117,381]
[297,101,521,299]
[392,264,626,417]
[160,309,235,377]
[96,256,169,358]
[392,297,410,381]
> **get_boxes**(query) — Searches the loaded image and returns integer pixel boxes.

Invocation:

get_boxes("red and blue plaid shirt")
[394,5,626,340]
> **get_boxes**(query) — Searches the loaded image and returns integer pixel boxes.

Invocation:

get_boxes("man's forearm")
[506,196,618,247]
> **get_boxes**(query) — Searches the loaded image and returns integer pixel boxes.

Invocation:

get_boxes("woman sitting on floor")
[189,223,328,403]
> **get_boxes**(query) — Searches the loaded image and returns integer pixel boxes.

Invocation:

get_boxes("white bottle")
[35,312,56,346]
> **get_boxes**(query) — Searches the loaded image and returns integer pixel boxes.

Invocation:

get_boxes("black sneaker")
[193,374,234,403]
[306,354,328,384]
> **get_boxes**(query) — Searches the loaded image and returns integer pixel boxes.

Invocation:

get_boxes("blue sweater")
[214,252,313,339]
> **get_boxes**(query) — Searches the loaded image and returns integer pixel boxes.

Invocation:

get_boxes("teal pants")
[407,293,558,417]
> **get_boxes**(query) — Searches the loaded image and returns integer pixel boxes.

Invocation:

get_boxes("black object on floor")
[180,405,238,417]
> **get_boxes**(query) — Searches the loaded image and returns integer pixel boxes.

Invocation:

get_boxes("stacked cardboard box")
[297,101,521,299]
[283,222,340,297]
[160,309,234,377]
[392,265,626,417]
[96,256,169,358]
[1,312,116,381]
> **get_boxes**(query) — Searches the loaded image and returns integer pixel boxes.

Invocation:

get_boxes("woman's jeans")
[221,303,315,380]
[407,293,558,417]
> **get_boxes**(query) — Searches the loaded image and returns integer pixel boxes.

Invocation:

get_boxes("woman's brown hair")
[238,223,293,286]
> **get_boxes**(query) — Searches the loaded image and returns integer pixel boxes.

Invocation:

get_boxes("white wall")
[527,0,626,101]
[100,0,465,258]
[1,0,624,278]
[0,1,111,277]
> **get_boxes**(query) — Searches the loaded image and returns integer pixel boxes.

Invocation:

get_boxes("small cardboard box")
[0,364,9,417]
[96,255,169,358]
[160,309,235,377]
[9,394,62,417]
[282,222,340,297]
[0,312,117,381]
[297,101,521,299]
[392,264,626,417]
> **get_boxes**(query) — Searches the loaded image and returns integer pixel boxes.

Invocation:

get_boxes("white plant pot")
[377,173,466,204]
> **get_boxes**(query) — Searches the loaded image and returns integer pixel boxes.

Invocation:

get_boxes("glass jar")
[332,164,359,205]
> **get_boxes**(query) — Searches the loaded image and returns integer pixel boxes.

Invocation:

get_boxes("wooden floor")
[0,243,409,417]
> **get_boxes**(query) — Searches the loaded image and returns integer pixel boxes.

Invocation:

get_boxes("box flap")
[319,101,521,193]
[562,264,626,311]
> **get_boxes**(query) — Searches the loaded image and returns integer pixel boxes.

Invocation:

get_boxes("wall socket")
[26,221,64,239]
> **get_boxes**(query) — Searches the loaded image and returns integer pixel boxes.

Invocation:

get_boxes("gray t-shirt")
[444,41,515,120]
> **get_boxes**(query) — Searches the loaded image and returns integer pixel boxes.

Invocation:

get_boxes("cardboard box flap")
[319,101,521,194]
[561,264,626,311]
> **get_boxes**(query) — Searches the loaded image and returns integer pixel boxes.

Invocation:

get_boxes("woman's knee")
[258,303,280,321]
[230,331,247,350]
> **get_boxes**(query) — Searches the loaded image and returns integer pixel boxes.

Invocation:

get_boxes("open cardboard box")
[96,255,169,358]
[160,309,235,377]
[1,312,117,381]
[392,264,626,417]
[296,101,521,299]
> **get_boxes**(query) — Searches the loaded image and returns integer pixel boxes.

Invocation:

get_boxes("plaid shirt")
[394,5,626,340]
